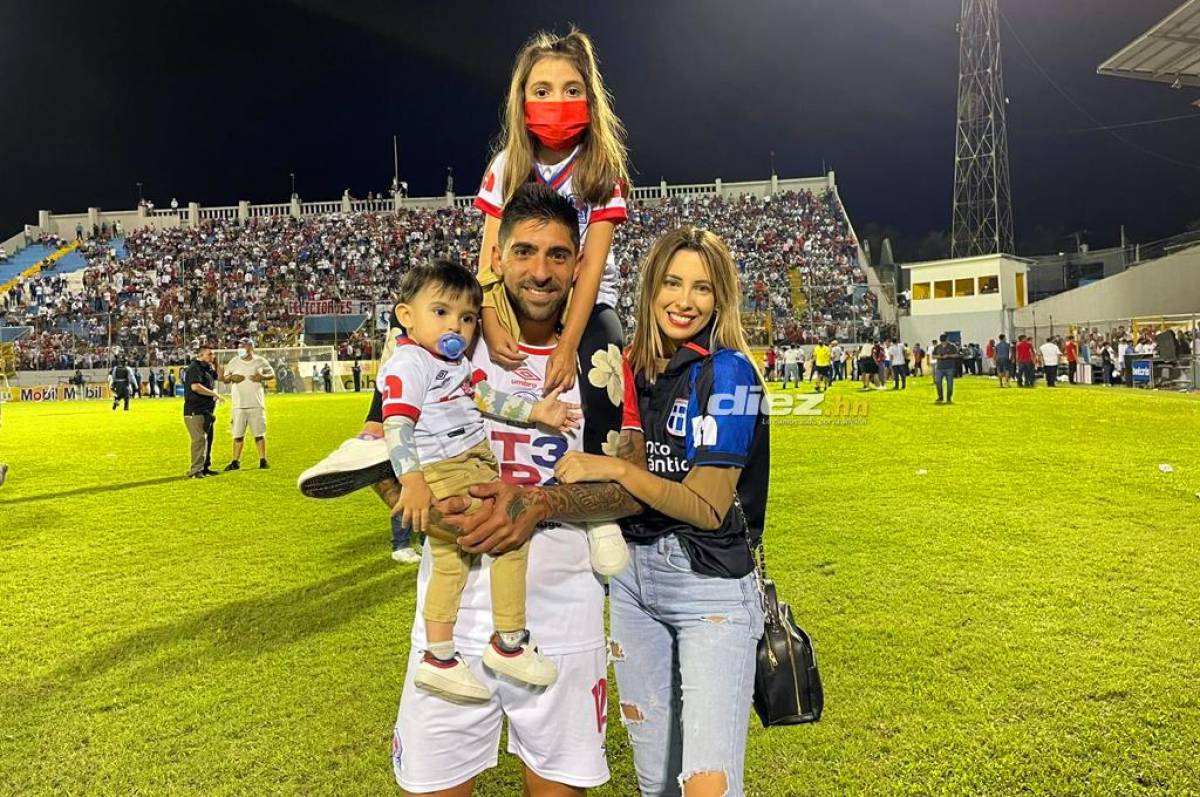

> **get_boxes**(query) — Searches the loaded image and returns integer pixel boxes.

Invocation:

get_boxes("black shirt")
[620,324,770,578]
[182,360,217,415]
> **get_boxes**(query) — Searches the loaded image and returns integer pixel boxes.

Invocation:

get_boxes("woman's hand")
[543,339,578,394]
[482,307,526,368]
[554,451,626,484]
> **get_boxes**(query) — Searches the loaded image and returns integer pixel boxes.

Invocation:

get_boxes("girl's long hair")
[627,226,763,383]
[495,27,629,208]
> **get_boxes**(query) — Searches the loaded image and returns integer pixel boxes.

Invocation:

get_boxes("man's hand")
[447,482,547,555]
[228,374,246,384]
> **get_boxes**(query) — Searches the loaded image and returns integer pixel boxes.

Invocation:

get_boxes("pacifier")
[436,332,467,360]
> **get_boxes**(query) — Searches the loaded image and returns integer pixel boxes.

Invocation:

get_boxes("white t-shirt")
[1039,343,1062,367]
[410,339,603,656]
[888,343,905,363]
[224,354,273,409]
[475,146,628,308]
[378,337,487,465]
[783,348,801,366]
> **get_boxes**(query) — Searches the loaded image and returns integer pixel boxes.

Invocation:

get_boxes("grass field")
[2,375,1199,795]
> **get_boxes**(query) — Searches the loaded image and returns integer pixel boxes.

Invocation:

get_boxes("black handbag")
[736,498,824,727]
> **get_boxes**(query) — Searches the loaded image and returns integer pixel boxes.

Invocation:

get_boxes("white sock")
[428,641,455,662]
[497,630,526,651]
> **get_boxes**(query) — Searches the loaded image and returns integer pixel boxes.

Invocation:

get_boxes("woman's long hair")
[495,27,629,207]
[627,226,763,383]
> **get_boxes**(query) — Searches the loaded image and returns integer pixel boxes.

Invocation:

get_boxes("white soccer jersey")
[474,146,628,308]
[223,354,272,409]
[378,337,488,464]
[409,339,603,656]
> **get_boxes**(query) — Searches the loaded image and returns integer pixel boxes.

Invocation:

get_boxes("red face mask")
[524,100,589,151]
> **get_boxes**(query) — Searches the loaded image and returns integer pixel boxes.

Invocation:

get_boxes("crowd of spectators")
[2,189,878,371]
[614,190,876,343]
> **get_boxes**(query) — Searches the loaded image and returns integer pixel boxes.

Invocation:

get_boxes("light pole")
[136,182,144,205]
[290,172,296,198]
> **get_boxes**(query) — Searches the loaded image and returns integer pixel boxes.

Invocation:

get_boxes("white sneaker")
[587,522,629,576]
[391,547,421,564]
[297,433,393,498]
[413,652,492,704]
[482,632,558,687]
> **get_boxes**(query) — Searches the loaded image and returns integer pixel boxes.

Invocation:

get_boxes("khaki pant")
[184,414,209,475]
[422,440,528,632]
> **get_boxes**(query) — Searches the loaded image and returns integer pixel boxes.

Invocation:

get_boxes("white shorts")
[231,407,266,438]
[392,645,609,793]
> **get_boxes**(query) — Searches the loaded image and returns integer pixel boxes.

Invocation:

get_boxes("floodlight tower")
[951,0,1015,257]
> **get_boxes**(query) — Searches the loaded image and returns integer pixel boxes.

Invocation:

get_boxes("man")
[871,339,886,390]
[932,334,960,404]
[305,185,641,795]
[830,340,844,382]
[109,357,135,411]
[352,359,363,392]
[222,337,275,471]
[1062,335,1079,384]
[782,345,801,389]
[812,339,832,391]
[321,363,333,393]
[0,398,7,488]
[911,342,925,377]
[888,339,907,389]
[311,364,320,392]
[1039,337,1062,388]
[1015,334,1037,388]
[183,346,223,478]
[993,334,1012,388]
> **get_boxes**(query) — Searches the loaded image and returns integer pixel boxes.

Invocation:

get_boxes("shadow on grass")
[13,558,415,717]
[0,476,183,505]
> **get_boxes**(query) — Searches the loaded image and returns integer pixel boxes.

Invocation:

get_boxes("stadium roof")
[1097,0,1200,89]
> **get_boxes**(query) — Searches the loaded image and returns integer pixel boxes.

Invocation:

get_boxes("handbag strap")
[731,491,770,615]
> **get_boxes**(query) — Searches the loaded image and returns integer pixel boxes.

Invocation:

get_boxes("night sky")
[2,0,1197,259]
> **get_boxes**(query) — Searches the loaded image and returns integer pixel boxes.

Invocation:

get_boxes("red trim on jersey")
[548,158,576,190]
[684,341,710,357]
[473,196,502,218]
[382,402,420,422]
[470,368,488,386]
[589,206,628,225]
[621,355,642,432]
[517,342,557,355]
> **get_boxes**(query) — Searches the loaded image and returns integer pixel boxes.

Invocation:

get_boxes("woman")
[556,227,768,797]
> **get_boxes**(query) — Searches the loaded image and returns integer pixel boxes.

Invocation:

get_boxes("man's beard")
[504,275,567,324]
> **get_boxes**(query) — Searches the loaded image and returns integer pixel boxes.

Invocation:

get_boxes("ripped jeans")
[609,534,764,796]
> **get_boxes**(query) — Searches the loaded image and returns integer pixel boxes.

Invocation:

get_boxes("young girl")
[554,227,770,797]
[474,28,630,402]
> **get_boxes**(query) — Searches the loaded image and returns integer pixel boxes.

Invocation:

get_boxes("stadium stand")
[0,181,881,371]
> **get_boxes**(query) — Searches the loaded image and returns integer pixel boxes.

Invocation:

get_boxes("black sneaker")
[202,469,220,476]
[259,458,269,469]
[223,461,241,472]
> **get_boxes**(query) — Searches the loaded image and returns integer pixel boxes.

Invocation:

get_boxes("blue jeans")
[391,515,411,551]
[935,368,955,401]
[610,535,764,796]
